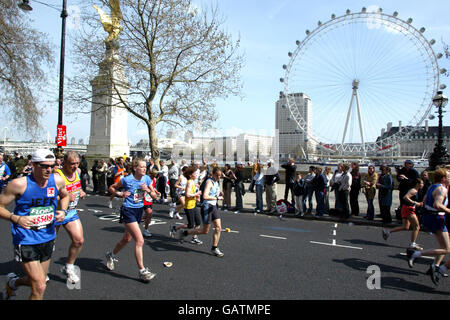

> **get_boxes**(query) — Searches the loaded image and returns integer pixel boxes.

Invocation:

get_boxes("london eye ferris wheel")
[280,7,447,156]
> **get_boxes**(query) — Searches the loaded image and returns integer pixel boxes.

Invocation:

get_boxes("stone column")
[87,40,130,160]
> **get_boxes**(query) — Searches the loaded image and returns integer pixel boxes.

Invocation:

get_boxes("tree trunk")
[148,121,160,164]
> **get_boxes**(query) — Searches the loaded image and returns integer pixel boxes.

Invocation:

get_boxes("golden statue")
[93,0,123,42]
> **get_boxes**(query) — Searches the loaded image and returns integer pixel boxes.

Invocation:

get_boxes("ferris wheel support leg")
[342,91,355,145]
[355,90,365,151]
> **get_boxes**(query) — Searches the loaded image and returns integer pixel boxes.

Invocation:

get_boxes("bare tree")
[68,0,243,162]
[0,0,54,135]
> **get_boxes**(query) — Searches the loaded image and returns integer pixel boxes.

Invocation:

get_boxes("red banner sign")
[56,125,67,147]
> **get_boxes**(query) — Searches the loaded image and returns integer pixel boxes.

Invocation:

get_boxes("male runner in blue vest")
[0,149,69,300]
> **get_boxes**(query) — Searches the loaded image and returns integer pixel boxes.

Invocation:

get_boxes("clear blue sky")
[15,0,450,145]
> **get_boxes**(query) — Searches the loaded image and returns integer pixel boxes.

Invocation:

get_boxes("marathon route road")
[1,193,449,301]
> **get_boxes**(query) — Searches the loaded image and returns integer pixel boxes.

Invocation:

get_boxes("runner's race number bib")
[30,206,54,229]
[134,189,145,203]
[66,181,81,210]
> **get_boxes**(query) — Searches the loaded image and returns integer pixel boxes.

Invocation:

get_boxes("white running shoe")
[190,237,203,245]
[382,228,390,241]
[105,251,118,271]
[61,265,80,284]
[410,243,423,251]
[169,209,174,219]
[175,213,183,220]
[142,229,152,237]
[139,268,156,283]
[169,225,177,238]
[211,247,224,257]
[108,201,113,209]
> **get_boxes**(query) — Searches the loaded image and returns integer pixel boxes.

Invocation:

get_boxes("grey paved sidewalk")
[225,183,402,227]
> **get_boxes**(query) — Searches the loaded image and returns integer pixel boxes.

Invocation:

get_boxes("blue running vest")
[121,174,152,209]
[424,184,448,212]
[12,174,59,245]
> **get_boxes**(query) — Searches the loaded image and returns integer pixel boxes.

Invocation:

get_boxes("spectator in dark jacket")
[91,160,99,194]
[293,173,305,216]
[79,155,89,193]
[233,162,245,214]
[303,166,316,215]
[313,166,327,216]
[350,162,362,216]
[281,158,297,207]
[378,166,394,225]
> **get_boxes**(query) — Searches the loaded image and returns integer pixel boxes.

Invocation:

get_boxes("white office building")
[276,92,315,160]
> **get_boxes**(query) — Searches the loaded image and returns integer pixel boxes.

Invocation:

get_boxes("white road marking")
[399,253,435,260]
[88,209,103,213]
[310,241,363,250]
[149,220,167,226]
[99,215,119,221]
[334,223,338,228]
[220,229,240,233]
[260,235,287,240]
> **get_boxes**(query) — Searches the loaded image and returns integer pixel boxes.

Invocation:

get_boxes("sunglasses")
[37,163,56,169]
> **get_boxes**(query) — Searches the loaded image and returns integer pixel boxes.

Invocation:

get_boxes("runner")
[169,166,202,245]
[0,154,11,194]
[175,167,225,257]
[142,169,160,237]
[108,157,126,209]
[382,178,423,250]
[54,151,86,284]
[0,149,69,300]
[406,168,450,285]
[105,158,156,283]
[171,166,188,220]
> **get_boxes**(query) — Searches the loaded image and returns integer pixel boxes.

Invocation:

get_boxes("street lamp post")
[19,0,68,158]
[428,91,450,170]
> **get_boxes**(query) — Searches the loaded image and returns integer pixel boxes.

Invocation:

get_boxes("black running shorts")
[184,207,202,229]
[14,240,55,263]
